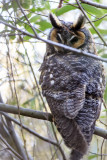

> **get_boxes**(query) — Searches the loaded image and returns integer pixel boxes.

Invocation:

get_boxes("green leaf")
[16,13,32,26]
[17,50,25,59]
[36,20,52,31]
[54,5,76,16]
[30,7,36,12]
[101,53,107,58]
[100,115,107,118]
[44,1,50,10]
[29,15,41,23]
[94,18,103,27]
[10,35,15,40]
[24,24,34,34]
[12,1,18,11]
[90,28,107,35]
[22,97,35,106]
[20,0,32,9]
[98,29,107,34]
[2,2,12,11]
[82,4,104,16]
[95,0,100,2]
[36,7,45,12]
[103,109,107,112]
[20,13,32,20]
[23,35,32,40]
[104,84,107,104]
[88,154,98,159]
[103,8,107,13]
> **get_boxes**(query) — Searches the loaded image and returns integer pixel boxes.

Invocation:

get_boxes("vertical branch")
[5,117,32,160]
[101,139,105,160]
[5,37,29,160]
[76,0,107,46]
[58,0,63,8]
[0,134,23,160]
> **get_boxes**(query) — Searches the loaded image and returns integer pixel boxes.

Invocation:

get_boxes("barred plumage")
[39,13,105,160]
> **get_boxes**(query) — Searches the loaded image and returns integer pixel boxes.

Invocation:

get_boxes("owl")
[39,13,105,160]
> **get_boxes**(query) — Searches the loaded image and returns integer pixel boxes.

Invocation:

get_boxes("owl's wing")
[44,83,86,119]
[63,84,86,119]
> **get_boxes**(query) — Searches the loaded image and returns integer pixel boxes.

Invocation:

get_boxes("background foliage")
[0,0,107,160]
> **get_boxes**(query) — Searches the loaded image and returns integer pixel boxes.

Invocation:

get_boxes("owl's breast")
[40,53,105,96]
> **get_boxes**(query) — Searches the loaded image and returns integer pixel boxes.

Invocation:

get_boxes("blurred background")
[0,0,107,160]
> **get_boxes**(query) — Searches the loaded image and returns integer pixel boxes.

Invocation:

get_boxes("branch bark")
[76,0,107,46]
[0,135,23,160]
[0,103,107,139]
[80,0,107,9]
[0,20,107,63]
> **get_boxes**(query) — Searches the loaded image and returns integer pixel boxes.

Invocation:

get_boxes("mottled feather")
[39,13,105,160]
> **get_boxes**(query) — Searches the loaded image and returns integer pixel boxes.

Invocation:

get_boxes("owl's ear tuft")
[73,14,86,30]
[49,13,62,29]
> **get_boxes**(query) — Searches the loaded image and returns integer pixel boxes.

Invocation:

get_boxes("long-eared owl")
[39,13,105,160]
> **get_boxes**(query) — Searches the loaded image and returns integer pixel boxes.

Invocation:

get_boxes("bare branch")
[5,37,29,160]
[58,0,63,8]
[0,20,107,63]
[0,103,52,121]
[94,127,107,139]
[76,0,107,46]
[0,134,23,160]
[1,112,67,160]
[80,0,107,9]
[101,139,105,160]
[0,103,107,139]
[16,0,38,38]
[1,112,57,146]
[5,117,30,160]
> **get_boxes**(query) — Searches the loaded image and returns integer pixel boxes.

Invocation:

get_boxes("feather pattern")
[39,13,105,160]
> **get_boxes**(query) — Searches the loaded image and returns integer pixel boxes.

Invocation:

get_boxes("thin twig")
[0,103,107,139]
[0,134,23,160]
[16,0,48,113]
[1,112,66,160]
[90,151,107,157]
[76,0,107,46]
[58,0,63,8]
[5,116,32,160]
[5,37,28,160]
[1,112,57,146]
[64,0,79,8]
[99,120,107,127]
[16,0,38,38]
[101,139,105,160]
[80,0,107,9]
[92,14,107,23]
[0,20,107,63]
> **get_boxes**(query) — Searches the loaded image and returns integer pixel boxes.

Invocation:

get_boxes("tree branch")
[1,112,67,160]
[76,0,107,46]
[80,0,107,9]
[0,134,23,160]
[1,112,58,146]
[0,20,107,62]
[5,117,30,160]
[0,103,52,121]
[0,103,107,139]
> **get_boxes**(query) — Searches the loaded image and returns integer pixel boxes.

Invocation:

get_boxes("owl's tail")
[70,149,83,160]
[54,116,88,160]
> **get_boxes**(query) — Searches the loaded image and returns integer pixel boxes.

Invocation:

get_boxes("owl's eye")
[57,33,63,43]
[70,36,78,44]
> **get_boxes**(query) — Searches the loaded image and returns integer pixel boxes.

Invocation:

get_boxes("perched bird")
[39,13,105,160]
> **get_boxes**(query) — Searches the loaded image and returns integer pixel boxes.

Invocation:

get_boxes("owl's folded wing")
[63,84,86,119]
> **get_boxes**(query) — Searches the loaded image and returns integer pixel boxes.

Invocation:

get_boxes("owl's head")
[48,13,95,54]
